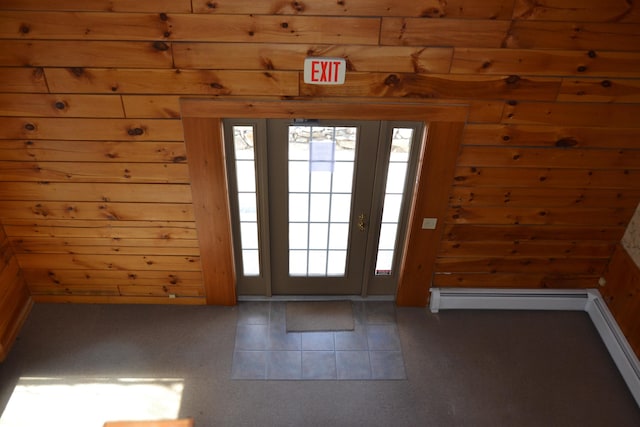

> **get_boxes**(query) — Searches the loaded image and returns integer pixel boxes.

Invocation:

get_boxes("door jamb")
[181,99,468,306]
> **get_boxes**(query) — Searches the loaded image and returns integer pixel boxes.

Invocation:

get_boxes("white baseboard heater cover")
[429,288,640,407]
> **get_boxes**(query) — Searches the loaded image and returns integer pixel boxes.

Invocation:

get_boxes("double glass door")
[223,119,423,296]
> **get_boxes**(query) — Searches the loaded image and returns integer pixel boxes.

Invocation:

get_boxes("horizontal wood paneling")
[503,22,640,51]
[453,167,640,189]
[0,11,172,40]
[0,201,193,221]
[17,253,201,271]
[11,237,199,252]
[0,118,184,141]
[512,0,640,23]
[558,78,640,103]
[439,240,615,258]
[602,244,640,357]
[0,67,48,92]
[452,49,640,77]
[457,146,640,169]
[0,0,192,12]
[3,220,198,239]
[0,140,187,162]
[381,18,511,48]
[0,0,639,314]
[121,96,183,119]
[443,224,625,242]
[0,94,124,117]
[0,12,382,44]
[300,73,561,101]
[436,257,608,275]
[449,187,640,208]
[448,206,633,226]
[0,41,174,68]
[173,43,453,73]
[0,226,32,361]
[463,124,640,148]
[502,102,640,127]
[433,273,600,288]
[191,0,515,19]
[0,162,189,183]
[0,183,192,203]
[45,68,299,96]
[23,269,203,287]
[31,295,205,304]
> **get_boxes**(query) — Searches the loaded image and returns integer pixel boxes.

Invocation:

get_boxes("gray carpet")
[0,303,639,426]
[286,300,354,332]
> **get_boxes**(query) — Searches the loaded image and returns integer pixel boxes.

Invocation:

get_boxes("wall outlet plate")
[422,218,438,229]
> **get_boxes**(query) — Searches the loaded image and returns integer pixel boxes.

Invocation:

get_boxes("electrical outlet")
[422,218,438,229]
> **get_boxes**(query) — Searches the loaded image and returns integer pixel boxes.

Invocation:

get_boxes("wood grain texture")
[0,0,192,12]
[0,40,173,68]
[602,244,640,357]
[452,49,640,77]
[381,18,511,48]
[0,0,639,323]
[0,227,32,362]
[192,0,515,19]
[558,78,640,103]
[512,0,640,23]
[3,220,198,239]
[463,124,640,148]
[453,167,640,189]
[0,183,192,203]
[300,73,561,101]
[173,43,453,73]
[45,68,299,96]
[396,122,465,306]
[0,94,124,117]
[433,273,600,288]
[0,117,184,141]
[180,99,469,121]
[449,187,640,208]
[502,102,640,127]
[0,161,189,183]
[0,140,187,162]
[457,146,640,169]
[0,67,47,92]
[503,21,640,51]
[182,117,236,305]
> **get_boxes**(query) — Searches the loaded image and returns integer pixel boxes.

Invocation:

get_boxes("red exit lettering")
[310,60,343,83]
[304,58,346,85]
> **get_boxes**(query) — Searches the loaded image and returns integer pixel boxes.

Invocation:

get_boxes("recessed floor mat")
[286,300,354,332]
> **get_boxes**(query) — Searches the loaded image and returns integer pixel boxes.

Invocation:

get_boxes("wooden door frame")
[181,99,468,306]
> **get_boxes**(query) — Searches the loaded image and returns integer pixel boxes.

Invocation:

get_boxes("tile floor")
[231,300,407,380]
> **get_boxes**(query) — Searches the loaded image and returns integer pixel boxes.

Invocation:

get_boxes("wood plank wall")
[0,0,639,310]
[0,225,32,361]
[602,244,640,357]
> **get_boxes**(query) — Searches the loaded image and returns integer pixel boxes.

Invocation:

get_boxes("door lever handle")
[358,213,366,232]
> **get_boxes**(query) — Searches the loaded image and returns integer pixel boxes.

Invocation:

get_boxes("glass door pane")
[231,126,261,276]
[375,127,414,276]
[287,125,357,277]
[223,119,271,296]
[268,119,379,295]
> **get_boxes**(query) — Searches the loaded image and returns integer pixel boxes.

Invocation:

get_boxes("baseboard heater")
[430,288,640,407]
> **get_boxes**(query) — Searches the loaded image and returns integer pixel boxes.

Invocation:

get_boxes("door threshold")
[237,295,395,302]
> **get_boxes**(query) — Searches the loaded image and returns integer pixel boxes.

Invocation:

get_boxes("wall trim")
[429,287,640,407]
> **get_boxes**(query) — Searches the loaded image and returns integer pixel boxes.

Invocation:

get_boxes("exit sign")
[304,57,346,85]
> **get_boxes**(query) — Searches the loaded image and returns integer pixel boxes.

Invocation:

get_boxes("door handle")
[358,213,366,232]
